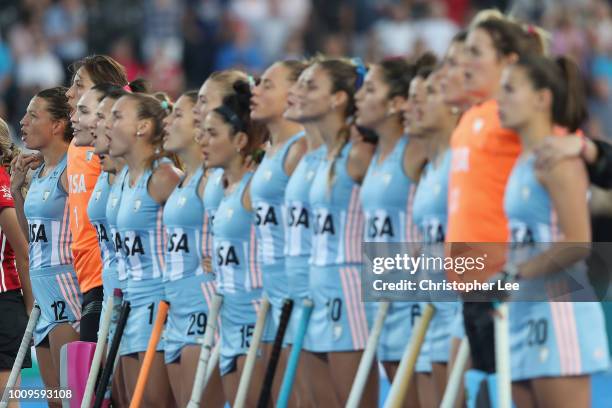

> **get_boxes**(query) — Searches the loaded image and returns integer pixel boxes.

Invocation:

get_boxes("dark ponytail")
[214,80,268,162]
[36,86,73,142]
[555,56,588,132]
[516,54,587,132]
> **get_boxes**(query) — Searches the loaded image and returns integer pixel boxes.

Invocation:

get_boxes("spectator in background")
[215,20,265,73]
[16,33,64,92]
[43,0,87,80]
[110,37,147,82]
[0,35,13,98]
[148,46,185,100]
[372,2,417,59]
[8,9,40,63]
[228,0,310,64]
[415,0,458,57]
[346,0,381,59]
[303,0,351,55]
[142,0,184,64]
[181,0,225,89]
[550,7,590,67]
[588,0,612,140]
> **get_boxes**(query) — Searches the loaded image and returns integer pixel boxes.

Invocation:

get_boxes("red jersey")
[0,166,21,292]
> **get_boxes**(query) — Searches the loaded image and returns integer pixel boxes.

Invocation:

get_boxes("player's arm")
[519,158,591,279]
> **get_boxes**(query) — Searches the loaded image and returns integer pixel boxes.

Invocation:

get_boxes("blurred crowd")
[2,0,612,143]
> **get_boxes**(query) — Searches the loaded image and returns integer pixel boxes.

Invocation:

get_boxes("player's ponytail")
[516,54,587,132]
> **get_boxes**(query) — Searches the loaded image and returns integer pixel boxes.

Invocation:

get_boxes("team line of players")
[10,10,611,408]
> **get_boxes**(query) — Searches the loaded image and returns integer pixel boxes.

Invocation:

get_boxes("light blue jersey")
[116,163,169,355]
[24,154,81,344]
[412,149,459,364]
[360,137,427,367]
[213,172,262,295]
[25,154,73,270]
[412,150,451,244]
[251,132,304,265]
[88,170,120,341]
[163,166,212,281]
[213,171,270,375]
[116,166,167,281]
[251,131,304,336]
[163,166,217,363]
[105,167,129,283]
[284,145,326,298]
[87,172,113,272]
[306,142,370,352]
[504,154,609,380]
[309,142,364,267]
[361,137,416,243]
[202,168,225,265]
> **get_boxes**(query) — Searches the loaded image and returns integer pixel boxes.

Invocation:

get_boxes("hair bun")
[233,80,252,97]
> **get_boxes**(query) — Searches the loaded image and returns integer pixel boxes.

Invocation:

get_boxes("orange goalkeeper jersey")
[67,141,103,293]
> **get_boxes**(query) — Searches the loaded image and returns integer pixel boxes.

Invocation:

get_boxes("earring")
[236,147,241,153]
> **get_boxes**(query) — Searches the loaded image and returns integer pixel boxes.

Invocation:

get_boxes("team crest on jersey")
[382,173,392,185]
[95,190,102,201]
[225,208,234,219]
[539,347,549,363]
[306,170,315,181]
[133,199,142,211]
[333,323,342,341]
[111,197,119,208]
[433,183,441,196]
[86,151,94,161]
[178,196,187,207]
[264,170,272,181]
[521,186,530,201]
[473,118,484,133]
[42,191,50,201]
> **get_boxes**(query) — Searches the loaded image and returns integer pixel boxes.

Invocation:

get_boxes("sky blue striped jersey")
[105,166,128,281]
[412,149,451,243]
[24,154,73,269]
[87,171,113,270]
[360,137,419,243]
[163,166,215,282]
[250,131,304,265]
[309,142,364,266]
[284,145,326,258]
[212,172,262,295]
[116,165,167,281]
[202,168,225,263]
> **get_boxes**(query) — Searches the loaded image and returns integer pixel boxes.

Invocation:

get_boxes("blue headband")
[160,100,169,111]
[352,58,367,90]
[216,105,243,131]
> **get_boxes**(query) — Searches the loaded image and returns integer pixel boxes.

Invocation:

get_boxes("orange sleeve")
[67,141,103,293]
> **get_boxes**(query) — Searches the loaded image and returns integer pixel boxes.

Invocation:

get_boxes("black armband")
[587,139,612,189]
